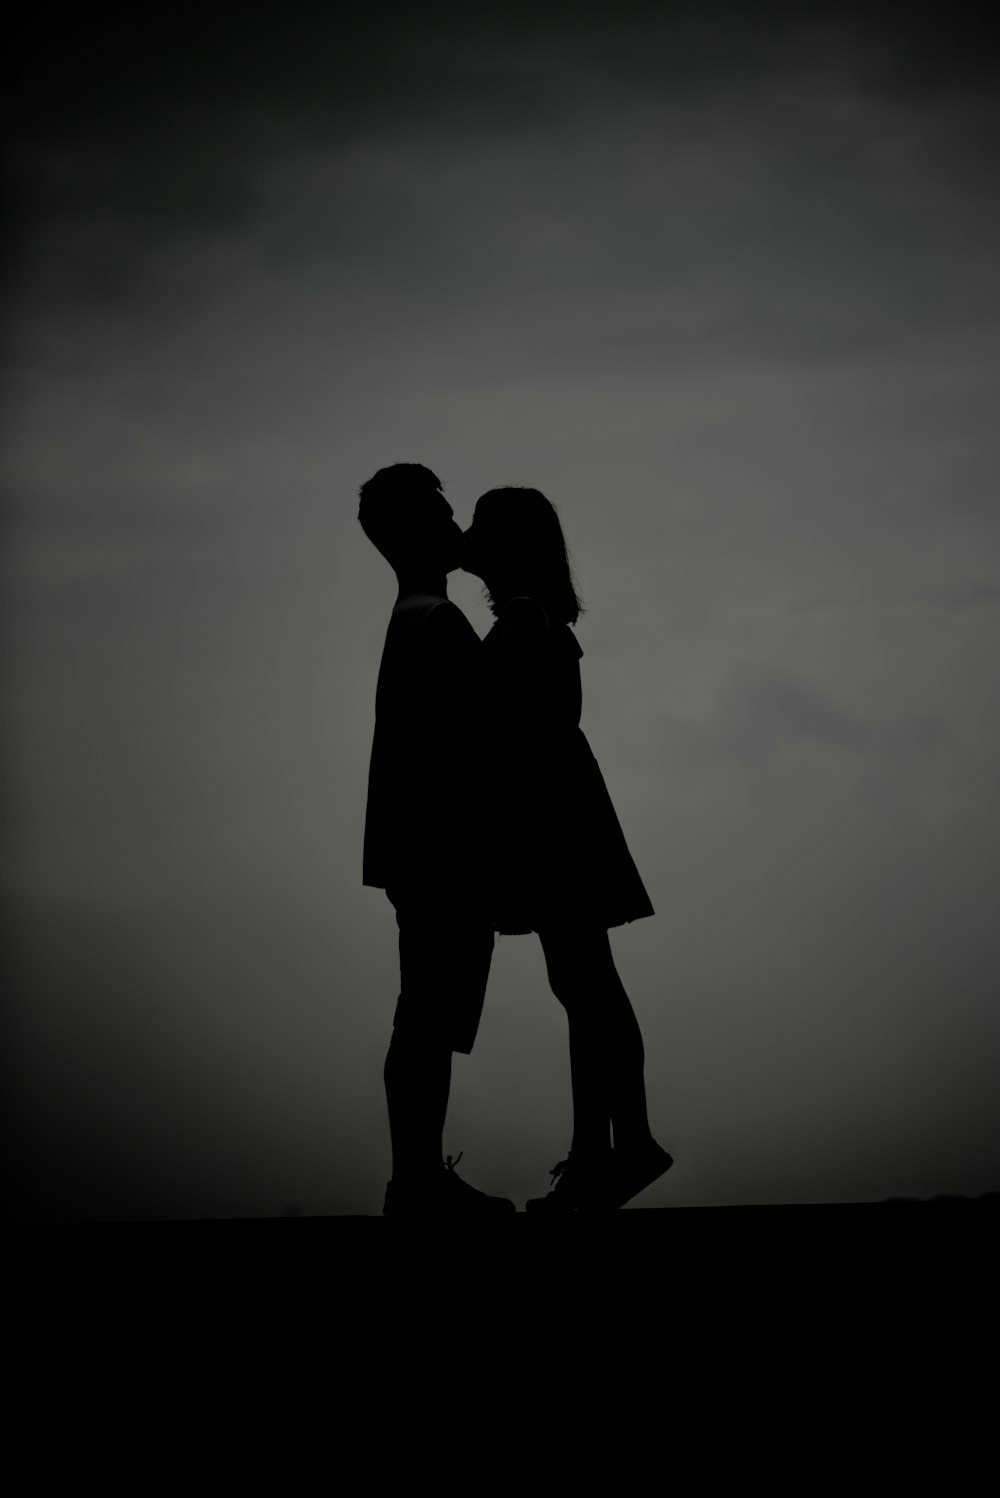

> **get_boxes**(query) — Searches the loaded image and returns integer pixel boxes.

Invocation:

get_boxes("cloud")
[655,661,951,768]
[8,1,999,253]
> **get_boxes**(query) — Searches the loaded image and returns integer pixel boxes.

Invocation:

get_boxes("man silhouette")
[358,464,515,1216]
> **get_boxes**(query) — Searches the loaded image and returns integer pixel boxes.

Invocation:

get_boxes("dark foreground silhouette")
[358,465,670,1215]
[40,1191,1000,1223]
[316,1191,1000,1219]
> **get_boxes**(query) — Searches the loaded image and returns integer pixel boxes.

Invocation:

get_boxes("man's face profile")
[358,464,464,577]
[414,485,464,575]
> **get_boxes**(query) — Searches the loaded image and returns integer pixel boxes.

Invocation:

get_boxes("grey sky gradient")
[5,1,1000,1218]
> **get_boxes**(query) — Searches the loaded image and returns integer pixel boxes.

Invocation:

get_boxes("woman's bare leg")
[538,922,654,1157]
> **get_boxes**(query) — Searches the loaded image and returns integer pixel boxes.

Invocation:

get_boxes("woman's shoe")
[604,1139,674,1209]
[524,1150,615,1213]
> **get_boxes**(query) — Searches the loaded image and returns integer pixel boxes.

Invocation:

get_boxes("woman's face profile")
[462,490,544,588]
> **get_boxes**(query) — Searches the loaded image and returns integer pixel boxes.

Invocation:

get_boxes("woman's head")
[461,487,584,625]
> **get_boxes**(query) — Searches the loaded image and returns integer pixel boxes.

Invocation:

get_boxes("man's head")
[358,463,464,579]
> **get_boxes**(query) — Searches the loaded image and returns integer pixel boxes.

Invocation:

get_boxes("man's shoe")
[524,1150,615,1213]
[604,1139,674,1209]
[383,1154,516,1217]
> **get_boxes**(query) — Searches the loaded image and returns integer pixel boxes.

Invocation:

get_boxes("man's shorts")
[386,884,495,1055]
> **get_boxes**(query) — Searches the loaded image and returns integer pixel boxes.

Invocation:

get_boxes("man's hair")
[358,463,443,565]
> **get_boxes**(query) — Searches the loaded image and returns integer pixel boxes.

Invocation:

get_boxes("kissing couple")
[359,463,673,1215]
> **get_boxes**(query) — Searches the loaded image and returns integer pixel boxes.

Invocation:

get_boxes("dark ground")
[15,1196,997,1317]
[11,1196,995,1462]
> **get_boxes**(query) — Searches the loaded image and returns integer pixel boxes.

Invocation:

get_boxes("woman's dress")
[481,597,655,935]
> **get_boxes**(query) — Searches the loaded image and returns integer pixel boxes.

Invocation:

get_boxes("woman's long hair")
[475,487,585,626]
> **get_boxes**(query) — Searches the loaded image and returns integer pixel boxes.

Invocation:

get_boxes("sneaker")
[383,1153,516,1217]
[524,1150,615,1214]
[603,1139,674,1209]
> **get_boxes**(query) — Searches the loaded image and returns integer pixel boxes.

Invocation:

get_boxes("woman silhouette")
[462,487,673,1211]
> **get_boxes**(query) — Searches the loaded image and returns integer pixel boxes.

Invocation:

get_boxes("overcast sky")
[4,1,1000,1219]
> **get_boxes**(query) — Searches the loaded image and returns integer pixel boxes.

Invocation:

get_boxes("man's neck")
[395,572,449,599]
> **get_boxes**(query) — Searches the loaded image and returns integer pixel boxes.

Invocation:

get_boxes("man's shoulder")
[379,594,480,691]
[422,597,480,641]
[388,591,477,637]
[390,590,448,629]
